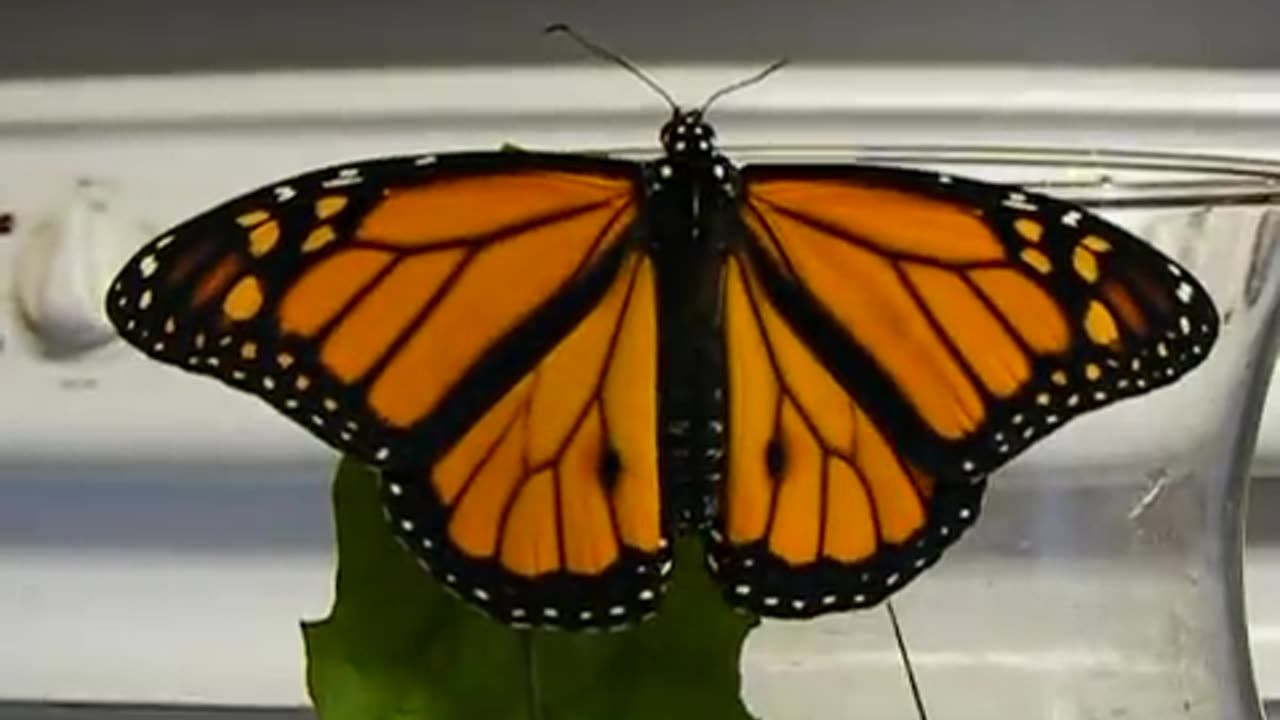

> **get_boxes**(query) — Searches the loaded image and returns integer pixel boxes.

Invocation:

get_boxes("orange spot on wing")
[315,195,348,220]
[236,210,270,227]
[1015,218,1043,243]
[749,181,1005,263]
[1084,300,1121,347]
[223,276,264,321]
[1020,247,1053,274]
[303,225,338,253]
[1073,246,1100,282]
[248,220,280,257]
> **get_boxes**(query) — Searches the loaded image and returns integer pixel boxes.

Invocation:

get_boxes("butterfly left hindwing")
[380,251,673,630]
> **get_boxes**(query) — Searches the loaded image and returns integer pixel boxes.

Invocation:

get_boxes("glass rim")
[594,143,1280,208]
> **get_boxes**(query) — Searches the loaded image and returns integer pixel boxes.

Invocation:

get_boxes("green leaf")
[303,457,759,720]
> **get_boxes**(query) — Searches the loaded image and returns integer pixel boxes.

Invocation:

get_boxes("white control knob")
[14,180,152,357]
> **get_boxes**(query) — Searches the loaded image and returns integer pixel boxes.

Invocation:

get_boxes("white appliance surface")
[4,65,1280,709]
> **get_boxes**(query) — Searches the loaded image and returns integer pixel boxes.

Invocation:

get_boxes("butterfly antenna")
[545,23,679,112]
[699,58,789,114]
[887,601,932,720]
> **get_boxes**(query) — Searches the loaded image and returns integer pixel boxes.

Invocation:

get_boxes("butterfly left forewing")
[106,153,644,469]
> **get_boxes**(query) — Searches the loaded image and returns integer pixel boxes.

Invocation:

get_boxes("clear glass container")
[672,146,1280,720]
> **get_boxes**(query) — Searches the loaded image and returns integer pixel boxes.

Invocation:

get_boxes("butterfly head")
[660,109,718,158]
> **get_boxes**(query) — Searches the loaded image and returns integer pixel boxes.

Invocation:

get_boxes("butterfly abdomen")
[658,332,726,533]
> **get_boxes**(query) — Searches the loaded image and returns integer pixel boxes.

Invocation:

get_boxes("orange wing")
[106,152,670,630]
[736,165,1218,479]
[704,164,1217,616]
[380,251,667,630]
[707,253,985,616]
[106,153,645,470]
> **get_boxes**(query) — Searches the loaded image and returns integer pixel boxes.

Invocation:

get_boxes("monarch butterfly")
[105,26,1218,632]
